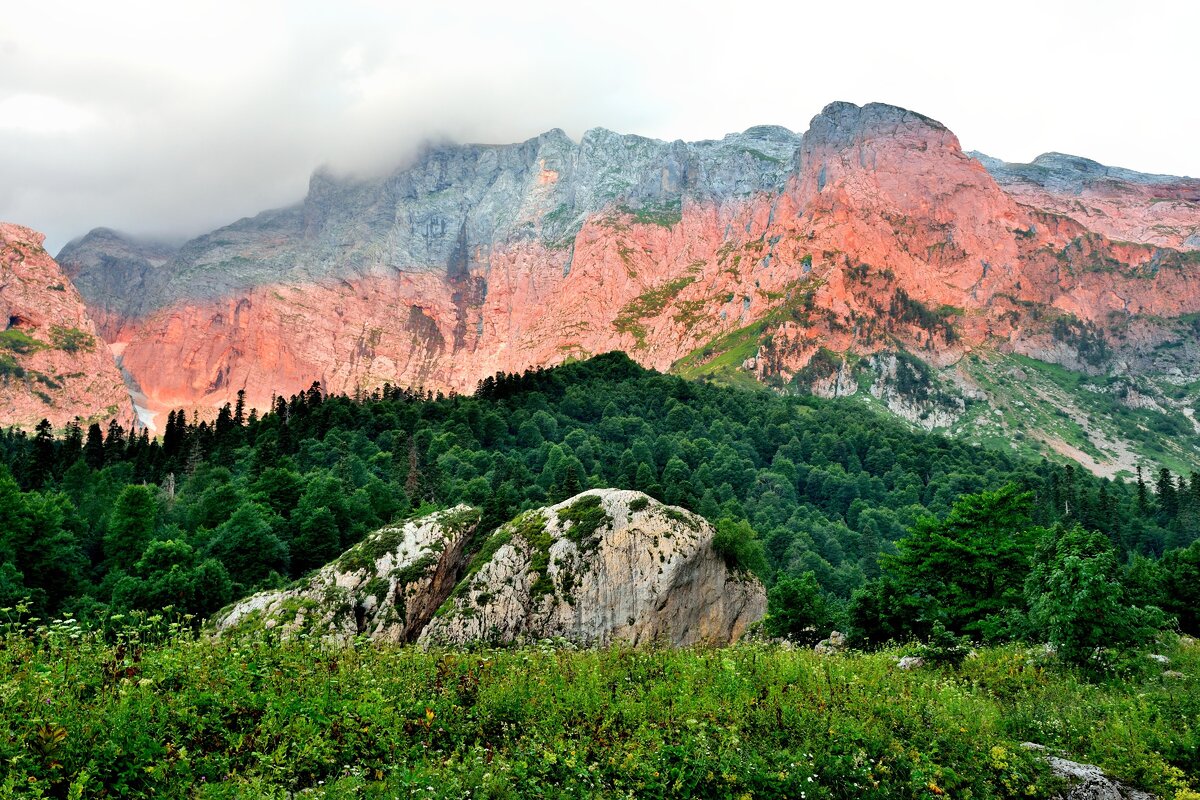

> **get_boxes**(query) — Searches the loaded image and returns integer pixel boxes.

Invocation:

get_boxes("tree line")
[0,353,1195,656]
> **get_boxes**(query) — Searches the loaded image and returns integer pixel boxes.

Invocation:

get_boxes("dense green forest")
[1,352,1197,644]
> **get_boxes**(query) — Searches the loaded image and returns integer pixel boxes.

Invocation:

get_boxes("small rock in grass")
[814,630,847,655]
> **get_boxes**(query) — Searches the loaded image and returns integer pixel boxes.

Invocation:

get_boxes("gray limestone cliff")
[56,125,803,320]
[971,151,1199,194]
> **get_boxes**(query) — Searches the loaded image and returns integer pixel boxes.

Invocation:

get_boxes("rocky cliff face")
[54,123,803,425]
[210,490,766,647]
[974,151,1200,251]
[0,224,134,429]
[41,100,1200,471]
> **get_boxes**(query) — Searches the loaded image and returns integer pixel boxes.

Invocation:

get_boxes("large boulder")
[209,490,766,648]
[421,489,765,647]
[209,506,481,643]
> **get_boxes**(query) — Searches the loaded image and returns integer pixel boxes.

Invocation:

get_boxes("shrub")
[916,620,973,668]
[712,518,767,578]
[764,571,831,643]
[49,325,95,353]
[1026,524,1166,673]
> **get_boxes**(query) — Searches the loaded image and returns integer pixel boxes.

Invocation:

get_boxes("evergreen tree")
[292,507,341,574]
[1136,465,1150,516]
[871,484,1041,640]
[1160,540,1200,634]
[103,485,159,572]
[1156,467,1178,522]
[84,423,105,470]
[30,419,55,488]
[104,420,126,464]
[205,503,289,588]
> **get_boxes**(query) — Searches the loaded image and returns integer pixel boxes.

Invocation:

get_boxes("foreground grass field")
[1,619,1197,799]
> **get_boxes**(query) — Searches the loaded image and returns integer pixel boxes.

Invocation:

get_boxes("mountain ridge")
[6,99,1199,474]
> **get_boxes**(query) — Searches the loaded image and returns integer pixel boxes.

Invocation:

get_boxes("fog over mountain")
[3,0,1199,253]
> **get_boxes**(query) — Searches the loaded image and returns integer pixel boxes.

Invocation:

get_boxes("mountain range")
[4,100,1200,476]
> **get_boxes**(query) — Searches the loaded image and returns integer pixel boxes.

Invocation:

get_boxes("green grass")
[741,148,784,165]
[0,329,46,355]
[1001,354,1200,473]
[612,277,697,348]
[1,618,1197,798]
[672,320,768,389]
[618,199,683,228]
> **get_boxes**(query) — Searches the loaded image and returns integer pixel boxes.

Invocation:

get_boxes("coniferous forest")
[1,352,1197,639]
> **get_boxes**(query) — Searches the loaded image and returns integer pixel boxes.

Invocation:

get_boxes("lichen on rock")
[421,489,765,647]
[209,505,480,643]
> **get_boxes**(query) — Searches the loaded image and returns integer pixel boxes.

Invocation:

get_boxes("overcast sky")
[2,0,1197,253]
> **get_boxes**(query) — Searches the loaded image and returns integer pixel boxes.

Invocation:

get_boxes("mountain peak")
[808,101,950,142]
[0,222,45,248]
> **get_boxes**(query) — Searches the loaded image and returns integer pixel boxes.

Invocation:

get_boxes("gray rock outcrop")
[210,490,765,648]
[422,489,765,647]
[209,505,480,643]
[1022,744,1157,800]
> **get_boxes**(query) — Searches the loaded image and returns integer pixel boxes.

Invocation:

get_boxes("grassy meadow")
[1,616,1197,799]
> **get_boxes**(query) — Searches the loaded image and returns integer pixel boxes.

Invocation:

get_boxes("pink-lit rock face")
[49,103,1200,426]
[975,151,1200,251]
[0,224,134,429]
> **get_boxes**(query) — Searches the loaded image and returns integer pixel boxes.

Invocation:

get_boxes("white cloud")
[0,94,96,133]
[1,0,1197,253]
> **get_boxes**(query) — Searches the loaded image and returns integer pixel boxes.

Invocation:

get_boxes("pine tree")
[205,503,288,588]
[1156,467,1178,521]
[30,419,55,488]
[62,418,83,460]
[84,423,105,470]
[1136,465,1150,516]
[292,506,341,574]
[104,485,159,571]
[104,419,126,464]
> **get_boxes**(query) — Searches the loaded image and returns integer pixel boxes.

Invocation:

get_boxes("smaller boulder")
[896,655,924,671]
[1021,744,1157,800]
[814,630,847,655]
